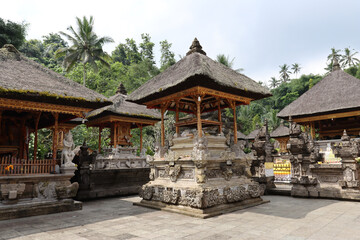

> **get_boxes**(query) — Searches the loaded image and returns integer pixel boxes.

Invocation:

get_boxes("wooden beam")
[310,121,315,140]
[52,113,59,161]
[233,104,237,144]
[292,110,360,123]
[0,97,90,117]
[86,114,160,127]
[113,122,117,148]
[144,86,252,109]
[175,101,180,135]
[217,100,222,134]
[33,112,41,160]
[19,119,26,159]
[161,107,165,147]
[196,96,202,138]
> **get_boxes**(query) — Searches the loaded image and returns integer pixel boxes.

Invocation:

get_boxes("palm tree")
[340,47,360,68]
[55,16,114,86]
[327,48,342,66]
[269,77,279,89]
[291,63,301,78]
[279,64,291,83]
[216,54,244,72]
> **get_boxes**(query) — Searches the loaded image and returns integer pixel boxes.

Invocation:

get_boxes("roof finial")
[332,57,341,71]
[186,38,206,56]
[116,82,127,95]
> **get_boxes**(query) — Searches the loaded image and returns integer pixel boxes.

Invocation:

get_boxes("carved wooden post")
[310,121,315,140]
[217,100,222,134]
[52,113,59,161]
[113,123,117,148]
[196,96,202,138]
[19,118,26,159]
[161,106,165,147]
[98,126,103,153]
[33,112,41,160]
[233,105,237,144]
[175,101,180,135]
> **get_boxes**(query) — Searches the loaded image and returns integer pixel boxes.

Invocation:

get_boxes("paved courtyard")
[2,195,360,240]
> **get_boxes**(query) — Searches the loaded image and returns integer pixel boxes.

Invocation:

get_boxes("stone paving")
[2,195,360,240]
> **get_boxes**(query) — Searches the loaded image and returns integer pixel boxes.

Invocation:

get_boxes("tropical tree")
[159,40,176,71]
[0,18,28,49]
[327,48,342,65]
[269,77,279,89]
[341,47,360,68]
[55,16,114,86]
[279,64,291,82]
[216,54,244,72]
[291,63,301,78]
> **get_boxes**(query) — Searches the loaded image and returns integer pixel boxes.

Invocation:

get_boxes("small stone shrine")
[128,38,271,218]
[73,84,161,200]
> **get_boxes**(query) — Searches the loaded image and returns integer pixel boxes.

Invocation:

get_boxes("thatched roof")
[87,92,161,121]
[270,122,289,138]
[0,44,110,109]
[237,131,247,140]
[278,62,360,119]
[128,39,271,104]
[245,129,260,140]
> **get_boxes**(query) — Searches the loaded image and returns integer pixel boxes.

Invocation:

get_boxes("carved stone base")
[134,197,268,219]
[60,166,77,175]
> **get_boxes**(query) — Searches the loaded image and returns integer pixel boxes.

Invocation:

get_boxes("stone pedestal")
[73,145,150,200]
[135,134,268,218]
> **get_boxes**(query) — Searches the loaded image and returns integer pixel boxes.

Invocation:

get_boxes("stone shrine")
[128,38,271,218]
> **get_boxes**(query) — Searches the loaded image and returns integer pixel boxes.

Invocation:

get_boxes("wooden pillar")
[175,102,180,135]
[113,123,117,148]
[310,121,315,140]
[98,126,103,153]
[217,100,222,134]
[196,96,202,138]
[139,124,143,152]
[19,119,26,159]
[33,112,41,160]
[161,107,165,147]
[52,113,59,161]
[233,105,237,144]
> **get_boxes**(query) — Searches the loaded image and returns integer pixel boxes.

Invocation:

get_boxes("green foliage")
[216,54,243,72]
[160,40,176,71]
[56,16,114,85]
[0,18,27,49]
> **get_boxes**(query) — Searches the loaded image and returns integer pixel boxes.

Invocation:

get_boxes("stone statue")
[61,132,75,167]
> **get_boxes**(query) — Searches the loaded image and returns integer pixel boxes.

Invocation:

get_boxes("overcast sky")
[2,0,360,85]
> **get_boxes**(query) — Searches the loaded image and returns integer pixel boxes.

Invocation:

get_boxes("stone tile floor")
[2,195,360,239]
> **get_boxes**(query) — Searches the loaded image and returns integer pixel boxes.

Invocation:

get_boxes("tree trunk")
[83,64,86,86]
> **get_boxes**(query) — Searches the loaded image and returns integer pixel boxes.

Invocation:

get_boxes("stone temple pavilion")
[128,38,271,218]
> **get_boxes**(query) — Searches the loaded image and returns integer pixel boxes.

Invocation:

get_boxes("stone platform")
[0,199,82,221]
[0,173,80,220]
[134,197,268,218]
[137,133,268,218]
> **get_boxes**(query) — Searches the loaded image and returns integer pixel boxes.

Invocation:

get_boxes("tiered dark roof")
[87,92,161,121]
[237,131,247,140]
[270,122,290,138]
[128,39,271,104]
[245,129,260,140]
[278,60,360,119]
[0,44,110,109]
